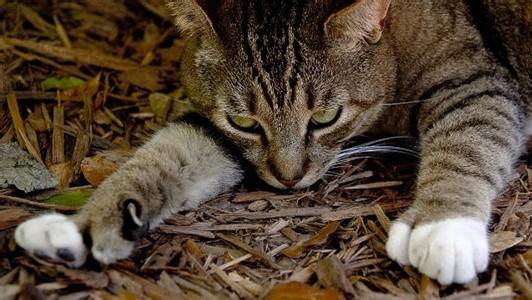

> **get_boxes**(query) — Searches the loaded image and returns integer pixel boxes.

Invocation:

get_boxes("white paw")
[386,222,411,265]
[15,214,87,268]
[387,218,489,285]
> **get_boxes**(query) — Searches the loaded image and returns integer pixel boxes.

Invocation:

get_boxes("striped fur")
[15,0,530,284]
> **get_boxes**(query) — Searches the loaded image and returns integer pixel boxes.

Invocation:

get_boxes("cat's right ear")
[166,0,219,42]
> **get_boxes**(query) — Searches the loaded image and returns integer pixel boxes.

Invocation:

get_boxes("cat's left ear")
[325,0,391,47]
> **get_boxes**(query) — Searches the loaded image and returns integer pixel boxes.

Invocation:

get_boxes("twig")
[0,195,78,212]
[344,181,403,190]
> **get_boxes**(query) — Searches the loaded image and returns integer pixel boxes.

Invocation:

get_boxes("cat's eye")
[309,108,342,129]
[228,115,261,133]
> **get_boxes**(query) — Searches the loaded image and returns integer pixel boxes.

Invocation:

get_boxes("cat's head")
[168,0,396,189]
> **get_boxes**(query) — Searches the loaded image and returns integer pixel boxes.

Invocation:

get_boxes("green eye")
[310,108,341,128]
[228,115,261,133]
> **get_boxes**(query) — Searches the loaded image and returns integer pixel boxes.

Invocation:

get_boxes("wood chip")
[52,105,65,164]
[210,264,255,299]
[223,207,332,221]
[0,208,32,231]
[344,181,403,190]
[232,191,276,203]
[7,93,43,164]
[218,233,281,270]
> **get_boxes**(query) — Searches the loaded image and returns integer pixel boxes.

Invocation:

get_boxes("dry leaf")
[0,142,57,193]
[0,208,32,231]
[81,155,119,186]
[149,93,172,122]
[282,222,340,258]
[59,73,101,101]
[1,37,141,71]
[490,231,524,253]
[118,68,165,92]
[265,282,345,300]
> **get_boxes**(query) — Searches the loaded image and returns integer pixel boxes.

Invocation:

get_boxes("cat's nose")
[278,177,302,188]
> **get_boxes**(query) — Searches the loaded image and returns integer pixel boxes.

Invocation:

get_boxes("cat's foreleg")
[386,86,526,284]
[15,123,243,266]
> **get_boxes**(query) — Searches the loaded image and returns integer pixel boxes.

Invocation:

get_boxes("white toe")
[15,213,87,267]
[407,218,488,285]
[386,222,412,265]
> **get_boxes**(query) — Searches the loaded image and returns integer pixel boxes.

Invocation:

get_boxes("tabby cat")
[15,0,531,285]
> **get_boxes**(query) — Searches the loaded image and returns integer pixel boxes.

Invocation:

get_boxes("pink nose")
[278,178,302,188]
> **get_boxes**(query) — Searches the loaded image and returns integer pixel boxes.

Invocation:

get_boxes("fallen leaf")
[265,282,345,300]
[41,76,85,90]
[282,222,340,258]
[149,93,172,122]
[59,73,100,101]
[81,155,119,187]
[46,189,92,208]
[490,231,524,253]
[0,208,32,231]
[1,37,141,71]
[168,89,196,120]
[118,68,165,92]
[0,142,57,193]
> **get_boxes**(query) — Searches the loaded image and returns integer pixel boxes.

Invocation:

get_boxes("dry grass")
[0,1,530,299]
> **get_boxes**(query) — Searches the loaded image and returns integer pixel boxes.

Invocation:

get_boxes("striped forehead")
[237,1,306,111]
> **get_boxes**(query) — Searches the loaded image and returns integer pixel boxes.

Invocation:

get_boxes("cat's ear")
[166,0,220,43]
[325,0,391,47]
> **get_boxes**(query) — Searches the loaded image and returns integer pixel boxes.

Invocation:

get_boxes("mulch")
[0,1,530,299]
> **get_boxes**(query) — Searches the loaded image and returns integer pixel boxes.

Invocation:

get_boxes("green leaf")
[46,189,92,208]
[41,76,86,91]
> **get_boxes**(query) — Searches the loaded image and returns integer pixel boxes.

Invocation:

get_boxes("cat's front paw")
[15,214,87,268]
[15,198,145,267]
[386,218,489,285]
